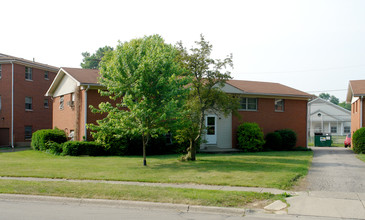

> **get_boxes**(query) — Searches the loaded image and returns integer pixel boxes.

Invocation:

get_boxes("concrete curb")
[0,194,246,216]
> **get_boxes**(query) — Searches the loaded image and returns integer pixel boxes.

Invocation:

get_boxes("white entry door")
[205,115,217,144]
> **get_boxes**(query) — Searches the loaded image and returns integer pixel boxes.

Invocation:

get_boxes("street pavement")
[0,194,345,220]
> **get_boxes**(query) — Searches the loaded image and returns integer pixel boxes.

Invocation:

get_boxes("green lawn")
[0,150,312,189]
[0,179,286,208]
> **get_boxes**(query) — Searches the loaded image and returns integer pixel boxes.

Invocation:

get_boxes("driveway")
[303,147,365,192]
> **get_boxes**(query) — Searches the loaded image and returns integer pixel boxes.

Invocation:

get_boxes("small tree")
[236,122,265,152]
[175,35,239,161]
[89,35,188,166]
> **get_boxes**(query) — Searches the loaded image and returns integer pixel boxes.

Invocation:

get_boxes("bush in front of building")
[31,128,67,151]
[276,129,297,150]
[264,132,283,151]
[353,128,365,154]
[237,122,265,152]
[61,141,105,156]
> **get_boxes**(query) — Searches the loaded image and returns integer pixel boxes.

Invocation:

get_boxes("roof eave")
[0,59,58,72]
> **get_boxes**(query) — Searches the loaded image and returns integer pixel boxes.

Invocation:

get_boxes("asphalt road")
[0,195,338,220]
[305,147,365,192]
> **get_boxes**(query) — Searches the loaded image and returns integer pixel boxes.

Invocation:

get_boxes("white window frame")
[331,126,337,134]
[25,97,32,110]
[275,99,285,112]
[239,97,257,111]
[25,67,32,80]
[344,126,350,133]
[0,64,2,79]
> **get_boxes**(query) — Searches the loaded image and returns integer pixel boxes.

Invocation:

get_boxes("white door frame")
[205,115,217,144]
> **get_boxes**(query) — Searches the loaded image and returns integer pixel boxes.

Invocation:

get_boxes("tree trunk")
[184,139,196,161]
[142,134,147,166]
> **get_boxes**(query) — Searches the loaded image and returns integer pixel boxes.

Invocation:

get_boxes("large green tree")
[90,35,188,166]
[81,46,114,69]
[175,35,239,161]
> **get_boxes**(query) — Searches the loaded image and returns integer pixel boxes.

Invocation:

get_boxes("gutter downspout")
[11,61,14,148]
[84,85,90,141]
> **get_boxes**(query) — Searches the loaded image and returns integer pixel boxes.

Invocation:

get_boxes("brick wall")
[232,98,308,148]
[351,98,365,136]
[0,64,12,145]
[0,63,56,145]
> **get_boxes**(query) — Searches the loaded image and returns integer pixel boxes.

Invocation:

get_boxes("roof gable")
[46,68,101,97]
[347,80,365,102]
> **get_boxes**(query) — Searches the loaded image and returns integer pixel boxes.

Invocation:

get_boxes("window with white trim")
[25,67,32,80]
[0,64,2,79]
[44,71,49,80]
[239,98,257,111]
[331,126,337,133]
[25,97,32,110]
[344,126,350,133]
[275,99,285,112]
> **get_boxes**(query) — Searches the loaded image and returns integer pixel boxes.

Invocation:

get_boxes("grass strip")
[0,179,285,208]
[0,151,312,189]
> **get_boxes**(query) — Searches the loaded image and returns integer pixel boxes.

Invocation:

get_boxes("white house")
[308,98,351,137]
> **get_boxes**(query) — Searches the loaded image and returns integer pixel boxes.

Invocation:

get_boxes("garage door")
[0,128,9,146]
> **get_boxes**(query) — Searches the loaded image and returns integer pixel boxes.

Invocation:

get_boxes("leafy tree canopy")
[319,93,330,101]
[318,93,349,110]
[81,46,114,69]
[88,35,189,166]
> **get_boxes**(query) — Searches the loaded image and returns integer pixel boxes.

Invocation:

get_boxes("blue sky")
[2,0,365,101]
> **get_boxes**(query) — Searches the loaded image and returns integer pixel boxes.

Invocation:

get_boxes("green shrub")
[45,141,63,155]
[61,141,105,156]
[264,132,282,151]
[353,128,365,154]
[237,122,265,152]
[31,129,67,151]
[92,131,184,156]
[276,129,297,150]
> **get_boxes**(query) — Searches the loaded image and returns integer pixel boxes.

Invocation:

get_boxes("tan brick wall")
[351,98,365,136]
[0,63,56,145]
[232,98,308,148]
[54,88,119,141]
[52,93,77,139]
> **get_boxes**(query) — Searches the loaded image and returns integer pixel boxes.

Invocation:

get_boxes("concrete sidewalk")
[287,191,365,219]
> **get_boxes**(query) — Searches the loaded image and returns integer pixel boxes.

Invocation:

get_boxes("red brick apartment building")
[47,67,312,149]
[46,68,113,141]
[346,80,365,136]
[0,54,58,147]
